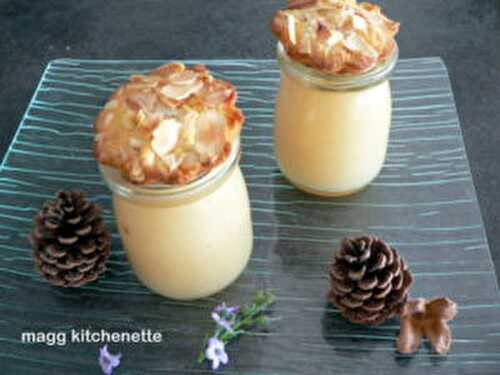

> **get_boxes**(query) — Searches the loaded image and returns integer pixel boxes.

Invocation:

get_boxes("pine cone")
[328,235,413,325]
[30,190,111,287]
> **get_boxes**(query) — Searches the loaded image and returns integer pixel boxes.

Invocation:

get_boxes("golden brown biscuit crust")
[94,63,244,185]
[271,0,399,74]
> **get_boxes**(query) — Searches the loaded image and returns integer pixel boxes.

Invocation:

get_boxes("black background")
[0,0,499,282]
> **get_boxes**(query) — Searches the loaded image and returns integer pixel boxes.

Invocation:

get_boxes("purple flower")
[99,345,121,375]
[214,303,240,316]
[205,337,228,370]
[211,312,234,332]
[212,303,240,332]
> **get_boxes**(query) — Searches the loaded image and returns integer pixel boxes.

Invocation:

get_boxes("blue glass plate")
[1,58,499,374]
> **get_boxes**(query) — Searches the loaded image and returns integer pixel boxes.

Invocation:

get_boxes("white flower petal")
[211,312,220,322]
[219,351,229,365]
[211,357,220,371]
[215,340,225,351]
[205,346,216,361]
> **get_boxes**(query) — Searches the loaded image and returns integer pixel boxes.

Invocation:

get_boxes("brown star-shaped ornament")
[397,297,458,354]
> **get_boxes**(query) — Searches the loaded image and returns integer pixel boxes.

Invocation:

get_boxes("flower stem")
[198,291,275,365]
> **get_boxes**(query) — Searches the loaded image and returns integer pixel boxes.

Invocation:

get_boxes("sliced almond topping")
[129,74,145,83]
[160,153,182,172]
[202,87,233,107]
[160,80,203,101]
[297,34,313,54]
[271,0,399,74]
[287,14,297,45]
[103,113,114,127]
[138,113,161,131]
[126,97,141,112]
[129,160,145,182]
[288,0,317,10]
[179,111,198,146]
[150,62,185,78]
[129,137,145,149]
[344,32,366,51]
[128,91,158,112]
[140,147,156,167]
[122,119,135,130]
[151,119,182,157]
[94,63,244,185]
[180,151,200,169]
[104,100,119,110]
[135,109,147,126]
[352,14,368,31]
[169,70,199,86]
[325,31,343,48]
[195,110,226,159]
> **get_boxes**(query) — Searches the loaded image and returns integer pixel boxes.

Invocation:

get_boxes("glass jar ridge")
[276,42,399,91]
[99,139,241,206]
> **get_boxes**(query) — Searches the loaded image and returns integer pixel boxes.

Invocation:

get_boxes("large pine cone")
[329,235,414,325]
[30,190,111,287]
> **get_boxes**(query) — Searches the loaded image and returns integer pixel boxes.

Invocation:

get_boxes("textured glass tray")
[1,58,500,375]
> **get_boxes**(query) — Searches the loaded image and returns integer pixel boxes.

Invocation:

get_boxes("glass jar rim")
[276,42,399,91]
[99,138,241,201]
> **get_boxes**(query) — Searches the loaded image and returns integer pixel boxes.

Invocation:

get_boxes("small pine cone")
[29,190,111,287]
[328,235,414,325]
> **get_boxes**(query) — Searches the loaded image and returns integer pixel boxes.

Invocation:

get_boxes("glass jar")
[100,140,253,300]
[274,43,398,196]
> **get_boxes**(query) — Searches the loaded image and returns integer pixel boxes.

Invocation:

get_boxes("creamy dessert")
[94,63,253,300]
[271,0,399,196]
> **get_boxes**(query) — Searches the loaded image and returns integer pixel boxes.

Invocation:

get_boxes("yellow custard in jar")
[94,63,253,300]
[101,144,253,300]
[274,44,397,196]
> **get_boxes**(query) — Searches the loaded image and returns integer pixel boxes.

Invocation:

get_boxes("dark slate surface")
[0,57,499,374]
